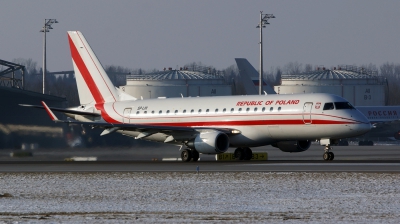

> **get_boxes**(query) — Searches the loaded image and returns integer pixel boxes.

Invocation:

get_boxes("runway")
[0,160,400,172]
[0,144,399,172]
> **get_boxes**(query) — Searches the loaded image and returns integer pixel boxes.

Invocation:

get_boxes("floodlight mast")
[40,19,58,94]
[256,11,275,95]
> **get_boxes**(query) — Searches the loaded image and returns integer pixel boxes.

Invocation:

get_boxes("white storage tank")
[120,68,232,99]
[274,65,387,106]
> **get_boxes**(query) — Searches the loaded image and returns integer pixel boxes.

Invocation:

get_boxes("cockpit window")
[323,103,334,110]
[334,102,354,110]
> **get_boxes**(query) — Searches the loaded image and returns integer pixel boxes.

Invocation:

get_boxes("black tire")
[323,152,330,161]
[328,152,334,160]
[181,149,192,162]
[191,149,199,162]
[243,147,252,160]
[234,147,245,160]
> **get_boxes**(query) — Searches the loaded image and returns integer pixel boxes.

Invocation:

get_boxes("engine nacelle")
[187,131,229,154]
[273,140,312,153]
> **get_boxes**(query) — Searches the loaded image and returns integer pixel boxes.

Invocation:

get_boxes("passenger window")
[270,107,273,112]
[278,107,281,112]
[166,110,170,114]
[206,109,209,113]
[198,109,202,113]
[262,107,265,112]
[159,110,162,114]
[254,107,258,112]
[238,108,242,112]
[151,111,155,114]
[183,110,186,113]
[174,110,178,114]
[323,103,334,110]
[136,111,140,114]
[246,108,250,112]
[191,109,194,113]
[223,108,226,112]
[230,108,234,113]
[215,109,218,113]
[144,111,147,114]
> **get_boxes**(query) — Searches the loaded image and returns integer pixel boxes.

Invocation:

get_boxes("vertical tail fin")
[68,31,119,105]
[235,58,276,95]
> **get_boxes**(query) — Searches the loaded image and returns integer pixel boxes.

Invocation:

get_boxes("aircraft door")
[303,102,313,124]
[123,108,132,124]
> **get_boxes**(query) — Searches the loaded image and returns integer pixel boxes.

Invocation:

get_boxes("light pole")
[40,19,58,94]
[256,12,274,95]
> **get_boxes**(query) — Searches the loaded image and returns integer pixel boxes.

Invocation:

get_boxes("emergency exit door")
[303,102,313,124]
[123,108,132,124]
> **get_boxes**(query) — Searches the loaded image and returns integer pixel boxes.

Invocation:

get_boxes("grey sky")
[1,0,399,73]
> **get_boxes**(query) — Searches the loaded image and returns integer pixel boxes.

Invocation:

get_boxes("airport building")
[120,67,232,99]
[275,65,387,106]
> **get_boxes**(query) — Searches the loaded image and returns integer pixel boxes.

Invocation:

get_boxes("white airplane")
[22,31,371,161]
[236,58,400,145]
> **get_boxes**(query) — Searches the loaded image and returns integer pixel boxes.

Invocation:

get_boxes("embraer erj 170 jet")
[22,31,371,161]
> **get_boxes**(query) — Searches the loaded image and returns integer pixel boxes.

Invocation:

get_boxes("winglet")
[41,101,59,121]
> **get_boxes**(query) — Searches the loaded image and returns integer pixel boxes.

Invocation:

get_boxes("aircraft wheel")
[234,147,245,160]
[323,152,330,161]
[328,152,334,160]
[243,147,253,160]
[181,149,192,162]
[191,149,199,162]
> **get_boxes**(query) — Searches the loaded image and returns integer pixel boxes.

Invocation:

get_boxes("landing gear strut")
[181,148,199,162]
[323,145,334,161]
[234,147,253,160]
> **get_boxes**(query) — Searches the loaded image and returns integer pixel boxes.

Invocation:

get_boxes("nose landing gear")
[323,145,334,161]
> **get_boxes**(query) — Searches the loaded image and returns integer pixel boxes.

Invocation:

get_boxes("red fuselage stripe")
[128,119,358,127]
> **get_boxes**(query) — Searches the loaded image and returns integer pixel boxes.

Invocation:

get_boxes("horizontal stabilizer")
[19,104,101,116]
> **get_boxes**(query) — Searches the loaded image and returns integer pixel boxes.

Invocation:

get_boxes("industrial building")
[120,67,232,99]
[275,65,387,106]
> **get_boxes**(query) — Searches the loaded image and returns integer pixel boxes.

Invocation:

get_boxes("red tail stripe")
[75,32,117,102]
[68,33,104,104]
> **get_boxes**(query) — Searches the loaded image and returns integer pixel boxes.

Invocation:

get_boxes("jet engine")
[187,131,229,154]
[273,140,312,153]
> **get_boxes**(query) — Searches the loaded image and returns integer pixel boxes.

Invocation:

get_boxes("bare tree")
[283,61,303,75]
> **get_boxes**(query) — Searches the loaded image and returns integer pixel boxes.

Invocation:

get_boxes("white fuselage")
[76,93,371,147]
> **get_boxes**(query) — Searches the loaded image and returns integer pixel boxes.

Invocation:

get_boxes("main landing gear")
[234,147,253,160]
[323,145,334,161]
[181,148,199,162]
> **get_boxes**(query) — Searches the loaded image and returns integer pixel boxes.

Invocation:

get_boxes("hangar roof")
[282,65,380,81]
[127,69,224,81]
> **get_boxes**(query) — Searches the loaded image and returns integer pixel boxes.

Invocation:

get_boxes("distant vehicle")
[22,32,370,161]
[235,58,400,145]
